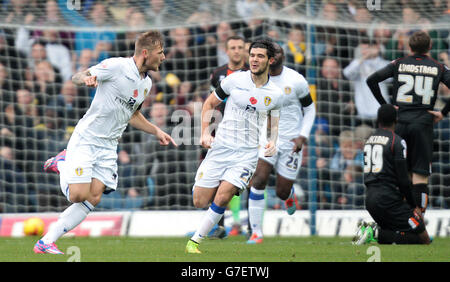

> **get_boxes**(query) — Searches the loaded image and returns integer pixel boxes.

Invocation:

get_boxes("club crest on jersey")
[144,88,149,97]
[284,87,292,95]
[249,97,257,105]
[264,96,272,106]
[75,167,83,176]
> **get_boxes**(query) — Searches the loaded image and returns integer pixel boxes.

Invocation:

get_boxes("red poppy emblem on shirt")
[133,89,138,98]
[250,97,257,104]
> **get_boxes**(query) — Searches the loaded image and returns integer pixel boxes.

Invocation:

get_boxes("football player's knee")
[251,174,268,189]
[88,193,103,207]
[193,197,209,209]
[69,190,89,203]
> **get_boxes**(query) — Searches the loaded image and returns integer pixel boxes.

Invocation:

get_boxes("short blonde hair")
[135,31,164,54]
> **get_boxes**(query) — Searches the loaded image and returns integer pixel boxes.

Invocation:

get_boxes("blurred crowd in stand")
[0,0,449,212]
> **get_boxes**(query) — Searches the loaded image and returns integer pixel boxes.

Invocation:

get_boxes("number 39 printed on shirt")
[364,144,383,173]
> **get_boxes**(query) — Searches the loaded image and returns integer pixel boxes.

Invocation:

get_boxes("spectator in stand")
[163,27,197,82]
[372,21,393,58]
[75,49,96,73]
[272,0,301,17]
[347,4,373,42]
[39,0,66,25]
[112,11,146,57]
[383,6,420,61]
[4,0,38,24]
[214,22,235,67]
[283,26,307,76]
[16,32,73,82]
[337,164,364,208]
[0,145,29,213]
[313,118,335,208]
[316,57,354,137]
[0,30,28,82]
[74,3,116,62]
[241,13,266,40]
[185,4,217,80]
[186,3,216,46]
[48,80,89,128]
[328,130,364,208]
[0,63,15,105]
[144,0,173,27]
[15,88,40,127]
[266,26,283,47]
[330,130,364,172]
[141,102,188,208]
[208,0,237,21]
[343,37,391,126]
[315,2,353,67]
[31,60,62,105]
[235,0,270,19]
[174,80,194,108]
[106,0,133,25]
[118,147,145,210]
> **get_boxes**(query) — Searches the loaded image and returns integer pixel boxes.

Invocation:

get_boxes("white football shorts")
[258,139,303,180]
[61,132,118,194]
[194,144,258,194]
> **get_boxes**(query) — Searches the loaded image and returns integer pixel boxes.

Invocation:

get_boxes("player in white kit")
[247,42,316,244]
[186,39,284,254]
[34,31,176,254]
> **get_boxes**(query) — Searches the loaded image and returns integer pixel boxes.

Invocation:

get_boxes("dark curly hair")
[249,38,276,59]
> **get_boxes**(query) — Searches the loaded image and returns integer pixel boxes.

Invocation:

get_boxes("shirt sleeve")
[214,74,233,101]
[88,58,121,82]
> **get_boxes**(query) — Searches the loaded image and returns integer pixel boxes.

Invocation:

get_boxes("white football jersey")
[270,66,310,142]
[213,70,283,149]
[74,57,152,147]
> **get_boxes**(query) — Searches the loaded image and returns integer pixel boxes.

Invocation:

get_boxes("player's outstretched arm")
[200,92,222,149]
[129,110,177,147]
[72,70,98,87]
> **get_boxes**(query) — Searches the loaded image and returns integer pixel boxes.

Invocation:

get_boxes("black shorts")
[395,122,433,176]
[365,185,425,234]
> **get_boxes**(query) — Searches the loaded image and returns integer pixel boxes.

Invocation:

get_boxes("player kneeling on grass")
[35,31,176,254]
[186,39,283,254]
[354,104,431,245]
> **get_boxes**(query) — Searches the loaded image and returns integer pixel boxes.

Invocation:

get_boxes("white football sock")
[248,187,265,238]
[41,200,94,244]
[191,202,225,244]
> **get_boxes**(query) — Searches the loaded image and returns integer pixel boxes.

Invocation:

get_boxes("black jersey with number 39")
[363,128,407,188]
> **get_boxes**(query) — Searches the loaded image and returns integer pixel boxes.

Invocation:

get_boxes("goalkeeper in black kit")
[353,104,431,245]
[366,31,450,214]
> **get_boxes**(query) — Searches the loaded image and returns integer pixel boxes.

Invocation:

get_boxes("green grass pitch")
[1,236,449,262]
